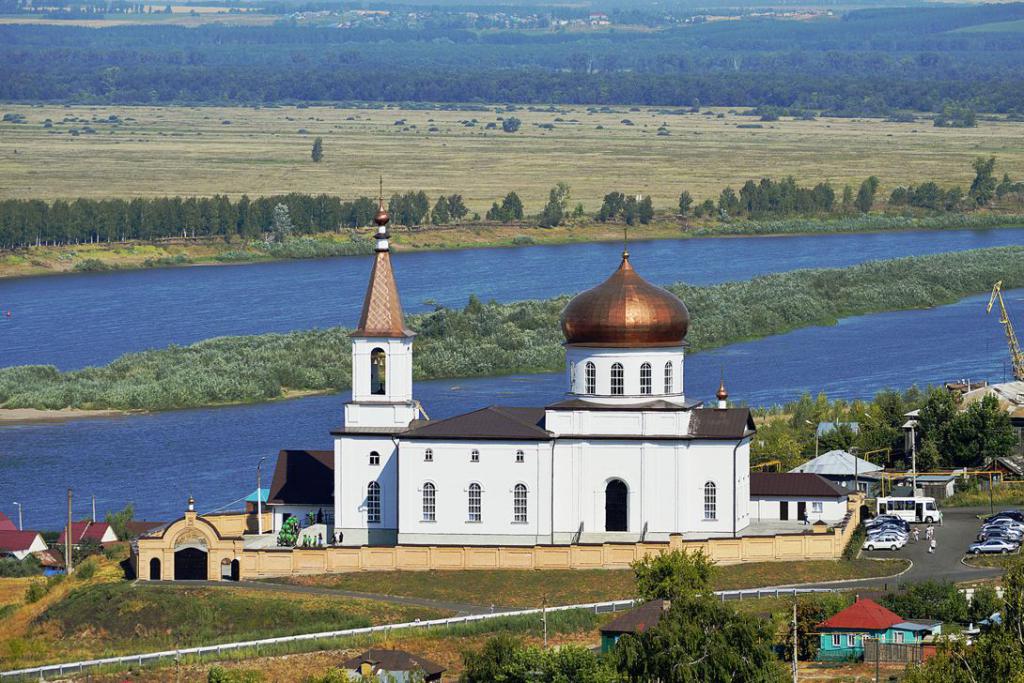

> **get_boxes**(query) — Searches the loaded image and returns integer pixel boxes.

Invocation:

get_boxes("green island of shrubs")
[1,246,1023,413]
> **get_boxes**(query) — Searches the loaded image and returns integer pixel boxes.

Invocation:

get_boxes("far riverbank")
[1,211,1021,280]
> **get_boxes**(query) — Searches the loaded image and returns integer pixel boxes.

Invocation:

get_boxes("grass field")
[2,102,1024,214]
[269,559,909,609]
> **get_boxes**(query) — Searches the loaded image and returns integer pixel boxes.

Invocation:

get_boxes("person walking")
[913,528,920,543]
[929,538,937,554]
[926,525,935,541]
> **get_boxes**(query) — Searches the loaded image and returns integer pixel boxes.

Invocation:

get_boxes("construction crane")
[987,281,1024,382]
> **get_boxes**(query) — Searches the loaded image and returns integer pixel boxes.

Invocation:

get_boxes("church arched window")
[640,363,652,395]
[424,448,433,462]
[610,363,624,395]
[664,361,674,394]
[422,483,436,522]
[370,348,386,395]
[468,483,482,522]
[513,484,528,523]
[703,482,717,520]
[585,362,596,394]
[366,482,381,523]
[369,451,380,466]
[471,449,480,463]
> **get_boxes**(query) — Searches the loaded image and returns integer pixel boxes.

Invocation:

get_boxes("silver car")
[864,532,906,551]
[969,538,1019,554]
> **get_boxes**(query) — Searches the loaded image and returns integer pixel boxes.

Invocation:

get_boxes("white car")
[864,532,906,551]
[969,538,1019,554]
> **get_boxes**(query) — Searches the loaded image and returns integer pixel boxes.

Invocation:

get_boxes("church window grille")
[611,363,624,395]
[468,483,482,522]
[516,450,525,463]
[703,482,717,520]
[424,448,433,462]
[471,449,480,463]
[640,363,652,395]
[422,483,436,522]
[585,362,596,394]
[367,482,381,523]
[514,484,528,523]
[369,451,380,466]
[664,362,674,394]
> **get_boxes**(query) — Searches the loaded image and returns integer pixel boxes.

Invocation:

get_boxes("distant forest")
[3,4,1024,113]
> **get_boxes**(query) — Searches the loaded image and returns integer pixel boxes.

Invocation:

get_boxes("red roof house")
[818,598,904,631]
[0,530,48,560]
[57,521,118,547]
[0,511,16,531]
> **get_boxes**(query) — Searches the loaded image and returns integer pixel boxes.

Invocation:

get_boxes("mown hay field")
[2,103,1024,213]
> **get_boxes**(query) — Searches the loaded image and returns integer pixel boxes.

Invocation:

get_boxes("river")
[2,227,1023,370]
[2,287,1020,529]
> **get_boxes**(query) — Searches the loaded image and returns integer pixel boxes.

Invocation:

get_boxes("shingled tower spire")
[353,180,413,338]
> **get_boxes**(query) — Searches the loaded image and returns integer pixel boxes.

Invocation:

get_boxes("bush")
[0,555,42,578]
[74,559,97,580]
[208,667,264,683]
[632,548,715,601]
[25,580,48,603]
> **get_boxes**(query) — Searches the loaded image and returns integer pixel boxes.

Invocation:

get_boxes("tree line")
[3,159,1021,249]
[2,3,1024,114]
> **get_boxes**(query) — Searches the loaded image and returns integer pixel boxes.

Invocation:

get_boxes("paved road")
[795,507,1006,592]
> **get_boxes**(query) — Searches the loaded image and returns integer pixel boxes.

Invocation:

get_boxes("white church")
[265,199,844,548]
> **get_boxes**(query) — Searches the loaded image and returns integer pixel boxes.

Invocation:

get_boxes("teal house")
[816,598,941,661]
[599,600,669,654]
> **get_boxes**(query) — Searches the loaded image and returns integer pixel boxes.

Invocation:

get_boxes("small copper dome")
[716,379,729,401]
[373,201,390,227]
[560,253,689,347]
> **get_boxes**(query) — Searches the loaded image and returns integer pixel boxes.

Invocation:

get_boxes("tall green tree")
[631,548,714,602]
[854,176,880,213]
[678,191,693,217]
[310,136,323,163]
[970,156,998,206]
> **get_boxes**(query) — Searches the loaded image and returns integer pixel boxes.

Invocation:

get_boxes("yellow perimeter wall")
[138,496,863,580]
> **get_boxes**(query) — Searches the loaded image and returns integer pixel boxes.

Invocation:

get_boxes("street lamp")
[256,456,267,535]
[804,420,819,457]
[12,502,22,531]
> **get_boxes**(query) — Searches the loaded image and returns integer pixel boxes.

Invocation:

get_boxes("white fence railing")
[0,587,838,680]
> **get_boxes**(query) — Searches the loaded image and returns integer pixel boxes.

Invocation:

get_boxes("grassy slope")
[2,245,1023,412]
[271,559,908,609]
[1,579,448,670]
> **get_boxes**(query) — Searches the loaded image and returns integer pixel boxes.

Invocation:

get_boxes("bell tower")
[344,187,419,430]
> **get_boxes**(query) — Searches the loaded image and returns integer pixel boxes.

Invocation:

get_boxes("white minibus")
[876,496,942,524]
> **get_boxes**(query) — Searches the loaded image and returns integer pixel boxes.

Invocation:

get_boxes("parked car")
[868,524,909,539]
[980,524,1023,537]
[867,515,909,530]
[978,530,1022,546]
[985,510,1024,524]
[982,520,1024,534]
[969,538,1019,554]
[864,532,907,551]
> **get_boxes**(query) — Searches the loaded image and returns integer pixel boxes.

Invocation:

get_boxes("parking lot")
[861,507,1008,584]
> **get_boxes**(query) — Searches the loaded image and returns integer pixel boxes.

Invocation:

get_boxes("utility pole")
[910,424,918,493]
[12,501,22,530]
[66,488,73,575]
[257,456,266,535]
[91,494,96,523]
[791,601,798,683]
[542,594,548,649]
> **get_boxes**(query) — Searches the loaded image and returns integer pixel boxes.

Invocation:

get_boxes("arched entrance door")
[173,533,209,580]
[149,557,161,581]
[605,479,628,532]
[230,559,240,582]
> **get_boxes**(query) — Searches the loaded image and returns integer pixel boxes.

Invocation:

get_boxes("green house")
[816,598,941,661]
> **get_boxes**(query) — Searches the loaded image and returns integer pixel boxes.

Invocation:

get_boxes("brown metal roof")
[340,649,445,678]
[267,450,334,506]
[750,473,847,498]
[402,406,550,441]
[600,600,670,635]
[688,408,756,439]
[353,250,413,338]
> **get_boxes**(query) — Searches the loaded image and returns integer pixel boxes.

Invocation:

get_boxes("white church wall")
[680,440,751,536]
[397,439,553,545]
[544,409,691,438]
[334,435,399,546]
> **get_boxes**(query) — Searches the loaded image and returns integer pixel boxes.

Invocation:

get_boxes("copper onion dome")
[560,252,689,347]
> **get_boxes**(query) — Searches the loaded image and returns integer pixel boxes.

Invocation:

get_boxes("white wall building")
[748,472,849,524]
[269,198,762,545]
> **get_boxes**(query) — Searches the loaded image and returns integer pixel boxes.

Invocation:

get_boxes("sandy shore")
[0,407,132,424]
